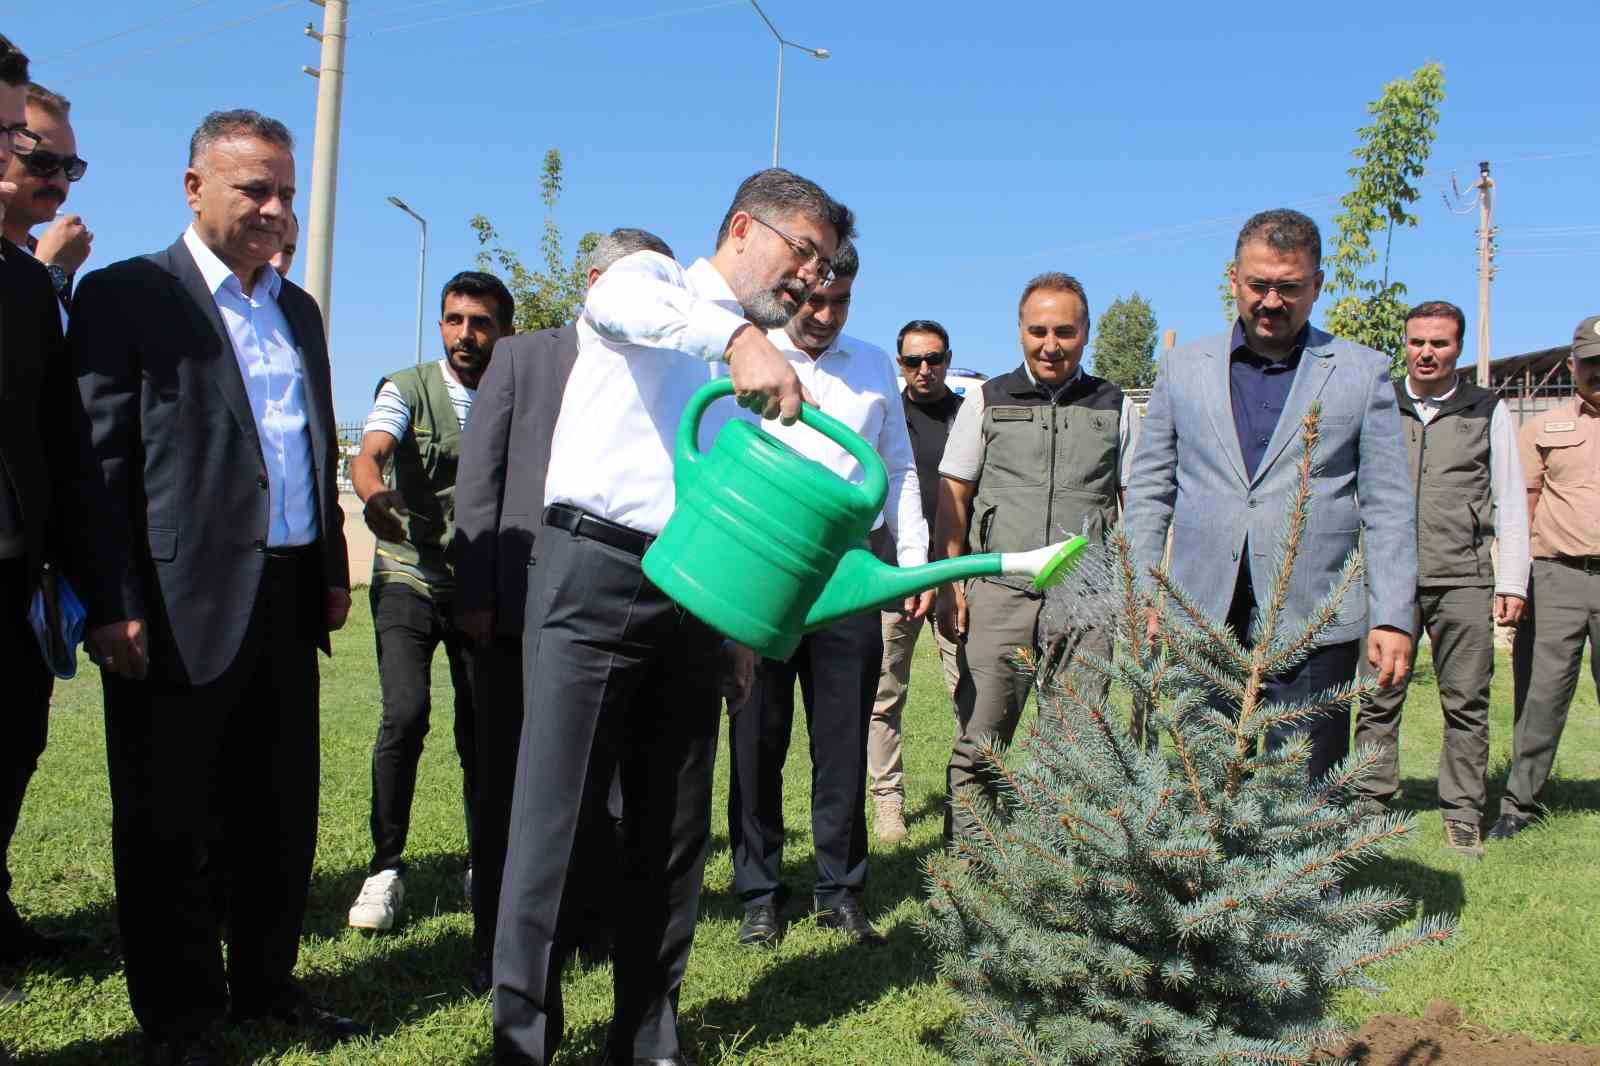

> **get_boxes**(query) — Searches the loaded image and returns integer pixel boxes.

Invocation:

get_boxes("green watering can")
[641,379,1087,661]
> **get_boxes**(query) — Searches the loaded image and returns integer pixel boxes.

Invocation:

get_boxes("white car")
[899,366,988,398]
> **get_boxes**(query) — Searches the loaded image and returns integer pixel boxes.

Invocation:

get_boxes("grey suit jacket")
[1124,325,1416,646]
[452,325,578,637]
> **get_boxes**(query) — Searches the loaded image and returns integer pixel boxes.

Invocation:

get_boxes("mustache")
[450,343,485,360]
[32,187,65,204]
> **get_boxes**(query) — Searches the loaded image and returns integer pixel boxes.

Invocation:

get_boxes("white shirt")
[1404,379,1530,598]
[363,359,475,441]
[544,251,751,534]
[940,365,1142,487]
[182,225,318,547]
[758,330,928,567]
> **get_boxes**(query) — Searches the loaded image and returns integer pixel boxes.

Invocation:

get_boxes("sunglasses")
[19,148,88,183]
[899,352,949,369]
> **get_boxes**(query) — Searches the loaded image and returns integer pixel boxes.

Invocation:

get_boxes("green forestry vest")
[1394,379,1498,588]
[372,362,463,596]
[968,366,1123,592]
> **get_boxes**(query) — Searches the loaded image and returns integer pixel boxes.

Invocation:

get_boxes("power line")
[59,1,299,82]
[368,0,552,35]
[43,0,225,60]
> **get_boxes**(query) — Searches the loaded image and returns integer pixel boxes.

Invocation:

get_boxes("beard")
[729,262,808,329]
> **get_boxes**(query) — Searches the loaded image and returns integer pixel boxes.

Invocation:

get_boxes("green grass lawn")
[2,610,1598,1063]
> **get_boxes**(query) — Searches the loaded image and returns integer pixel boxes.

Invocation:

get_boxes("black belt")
[262,541,319,560]
[1550,554,1600,575]
[544,504,655,557]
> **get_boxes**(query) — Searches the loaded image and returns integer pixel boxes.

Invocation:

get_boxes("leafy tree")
[1218,260,1236,325]
[921,407,1455,1065]
[1322,62,1446,372]
[1093,294,1160,390]
[469,148,600,333]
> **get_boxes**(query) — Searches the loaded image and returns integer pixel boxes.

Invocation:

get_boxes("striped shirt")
[363,358,475,440]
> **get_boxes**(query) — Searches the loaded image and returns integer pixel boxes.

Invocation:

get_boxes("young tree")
[1322,62,1446,372]
[921,407,1455,1066]
[469,148,599,333]
[1093,294,1160,390]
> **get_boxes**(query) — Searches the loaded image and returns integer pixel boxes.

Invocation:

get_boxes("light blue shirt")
[183,226,319,547]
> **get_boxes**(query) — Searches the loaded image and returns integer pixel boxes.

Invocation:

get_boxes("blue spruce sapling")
[919,406,1454,1066]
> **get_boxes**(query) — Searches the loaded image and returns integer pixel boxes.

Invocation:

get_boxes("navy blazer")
[65,237,349,685]
[1124,325,1417,646]
[452,324,579,637]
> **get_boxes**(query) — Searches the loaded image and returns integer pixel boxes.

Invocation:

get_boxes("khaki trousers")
[868,610,961,800]
[1504,559,1600,819]
[1351,585,1495,821]
[945,580,1111,838]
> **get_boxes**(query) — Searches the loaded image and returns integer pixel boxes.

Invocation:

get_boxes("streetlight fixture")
[748,0,829,168]
[386,195,427,366]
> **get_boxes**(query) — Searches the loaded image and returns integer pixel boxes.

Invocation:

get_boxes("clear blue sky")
[16,1,1600,421]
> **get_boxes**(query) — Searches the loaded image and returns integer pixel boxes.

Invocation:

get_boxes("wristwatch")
[45,262,70,295]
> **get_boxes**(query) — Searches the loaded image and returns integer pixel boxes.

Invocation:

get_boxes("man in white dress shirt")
[493,168,854,1066]
[726,240,926,950]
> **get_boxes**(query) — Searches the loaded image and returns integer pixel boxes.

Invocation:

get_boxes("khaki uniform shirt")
[1519,395,1600,559]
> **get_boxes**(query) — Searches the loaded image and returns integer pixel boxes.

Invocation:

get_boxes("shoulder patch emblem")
[1545,420,1576,432]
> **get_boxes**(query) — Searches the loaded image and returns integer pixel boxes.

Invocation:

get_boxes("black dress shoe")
[601,1052,698,1066]
[737,902,780,948]
[0,923,88,965]
[234,998,372,1042]
[813,896,885,946]
[470,954,492,996]
[1487,813,1536,840]
[143,1032,224,1066]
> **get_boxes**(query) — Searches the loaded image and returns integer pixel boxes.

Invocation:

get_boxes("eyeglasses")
[899,352,949,369]
[18,148,87,182]
[750,215,835,285]
[1242,278,1313,300]
[0,123,40,156]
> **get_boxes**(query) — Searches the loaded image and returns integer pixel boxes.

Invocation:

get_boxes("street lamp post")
[386,196,427,366]
[748,0,828,167]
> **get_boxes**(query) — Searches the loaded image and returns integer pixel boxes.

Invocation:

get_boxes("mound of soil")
[1327,1001,1600,1065]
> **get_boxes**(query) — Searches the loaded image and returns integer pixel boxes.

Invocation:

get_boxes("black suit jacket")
[65,236,349,686]
[453,324,578,637]
[0,239,74,594]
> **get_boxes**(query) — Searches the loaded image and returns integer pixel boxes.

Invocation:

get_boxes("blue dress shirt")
[182,226,319,547]
[1228,320,1307,480]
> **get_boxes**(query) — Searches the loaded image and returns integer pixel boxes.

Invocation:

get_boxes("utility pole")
[301,0,348,333]
[1472,161,1495,387]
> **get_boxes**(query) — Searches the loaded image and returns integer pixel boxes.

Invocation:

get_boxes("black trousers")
[472,627,623,964]
[0,559,52,940]
[1222,564,1360,783]
[367,579,476,875]
[103,550,322,1040]
[728,610,880,910]
[493,524,722,1065]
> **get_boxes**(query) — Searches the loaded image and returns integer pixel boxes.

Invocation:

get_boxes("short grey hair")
[830,238,859,281]
[715,168,856,250]
[188,109,293,167]
[1235,208,1322,267]
[1018,271,1090,328]
[586,227,674,275]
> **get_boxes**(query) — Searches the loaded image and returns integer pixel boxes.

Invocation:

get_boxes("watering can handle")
[678,379,890,516]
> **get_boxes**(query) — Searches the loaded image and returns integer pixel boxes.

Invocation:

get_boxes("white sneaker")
[348,868,404,931]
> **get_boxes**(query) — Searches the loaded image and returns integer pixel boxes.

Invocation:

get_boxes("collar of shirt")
[183,224,282,303]
[685,256,743,312]
[1405,377,1459,407]
[1229,319,1309,368]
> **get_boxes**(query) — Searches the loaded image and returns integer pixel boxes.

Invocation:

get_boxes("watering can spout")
[802,536,1089,631]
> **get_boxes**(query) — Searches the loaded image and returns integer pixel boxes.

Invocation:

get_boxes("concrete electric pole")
[301,0,348,332]
[1472,161,1496,387]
